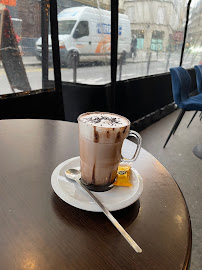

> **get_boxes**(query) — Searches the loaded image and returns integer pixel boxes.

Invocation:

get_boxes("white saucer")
[51,156,143,212]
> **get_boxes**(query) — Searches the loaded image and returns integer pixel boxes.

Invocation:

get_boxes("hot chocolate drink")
[78,112,131,189]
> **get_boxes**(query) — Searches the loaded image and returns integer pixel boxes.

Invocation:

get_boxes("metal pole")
[73,50,77,83]
[165,51,171,72]
[119,52,123,81]
[41,0,49,89]
[146,52,152,76]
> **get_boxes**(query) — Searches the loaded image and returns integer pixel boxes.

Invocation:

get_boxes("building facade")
[6,0,188,54]
[123,0,186,52]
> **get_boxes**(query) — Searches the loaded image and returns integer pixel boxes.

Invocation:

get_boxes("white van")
[35,6,131,67]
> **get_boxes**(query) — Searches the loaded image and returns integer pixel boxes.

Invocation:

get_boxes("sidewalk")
[0,52,169,68]
[22,55,41,66]
[127,51,166,63]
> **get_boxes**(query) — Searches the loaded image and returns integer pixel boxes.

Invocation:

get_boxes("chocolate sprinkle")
[83,115,122,126]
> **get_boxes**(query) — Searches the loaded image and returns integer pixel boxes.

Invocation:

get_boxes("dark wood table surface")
[0,119,192,270]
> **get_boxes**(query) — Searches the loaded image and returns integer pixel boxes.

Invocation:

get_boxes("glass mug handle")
[121,130,142,162]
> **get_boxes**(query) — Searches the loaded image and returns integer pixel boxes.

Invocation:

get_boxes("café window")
[0,2,44,95]
[182,0,202,69]
[118,0,188,80]
[59,1,111,85]
[1,0,202,94]
[0,0,112,93]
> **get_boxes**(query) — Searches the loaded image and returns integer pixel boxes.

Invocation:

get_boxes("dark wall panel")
[116,69,197,123]
[116,73,173,122]
[0,90,64,120]
[62,82,110,122]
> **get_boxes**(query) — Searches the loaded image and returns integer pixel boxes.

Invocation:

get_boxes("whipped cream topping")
[79,112,129,128]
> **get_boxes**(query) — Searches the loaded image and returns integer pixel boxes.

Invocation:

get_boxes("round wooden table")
[0,119,192,270]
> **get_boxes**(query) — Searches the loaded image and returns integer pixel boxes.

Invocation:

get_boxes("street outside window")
[1,0,202,95]
[117,0,202,81]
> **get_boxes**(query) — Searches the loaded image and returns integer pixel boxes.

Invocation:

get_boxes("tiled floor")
[138,109,202,270]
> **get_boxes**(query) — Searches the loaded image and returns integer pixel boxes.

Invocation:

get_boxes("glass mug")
[78,112,142,191]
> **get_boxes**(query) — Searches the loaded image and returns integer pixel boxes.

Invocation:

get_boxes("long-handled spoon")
[65,168,142,254]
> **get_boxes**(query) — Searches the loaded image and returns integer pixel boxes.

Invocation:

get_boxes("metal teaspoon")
[65,168,142,254]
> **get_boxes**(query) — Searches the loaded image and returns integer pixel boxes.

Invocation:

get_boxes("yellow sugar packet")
[113,165,132,187]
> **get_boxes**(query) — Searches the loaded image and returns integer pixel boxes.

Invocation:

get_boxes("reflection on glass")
[118,0,187,81]
[1,0,200,92]
[58,2,111,85]
[0,1,43,95]
[182,0,202,68]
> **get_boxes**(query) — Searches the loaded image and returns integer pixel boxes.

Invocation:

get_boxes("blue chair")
[194,64,202,93]
[195,65,202,118]
[164,66,202,147]
[187,65,202,127]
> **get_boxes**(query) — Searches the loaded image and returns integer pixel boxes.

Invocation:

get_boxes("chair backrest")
[194,65,202,93]
[170,67,191,106]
